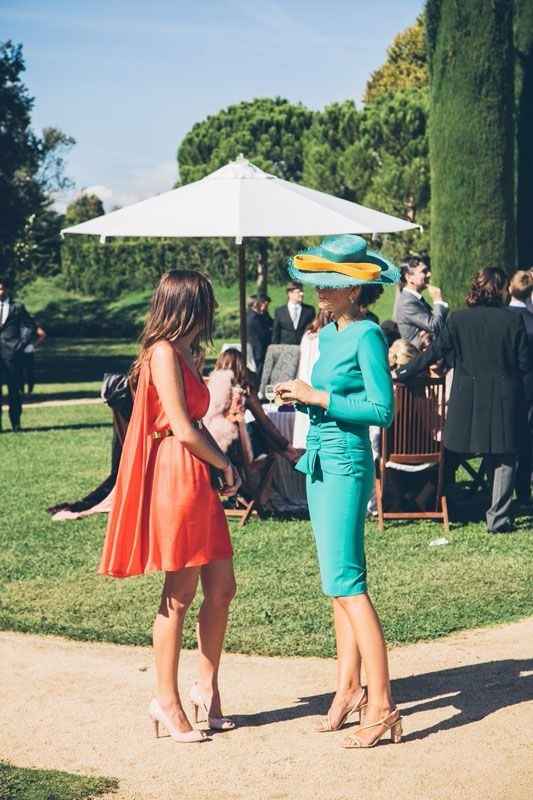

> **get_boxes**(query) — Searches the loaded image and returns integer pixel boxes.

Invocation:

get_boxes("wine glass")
[265,384,275,403]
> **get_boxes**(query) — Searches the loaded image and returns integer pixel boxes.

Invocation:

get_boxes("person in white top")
[292,310,332,448]
[394,257,448,348]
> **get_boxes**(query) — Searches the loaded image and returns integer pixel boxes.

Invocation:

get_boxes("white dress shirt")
[403,288,448,307]
[0,297,10,326]
[287,301,302,329]
[509,297,527,308]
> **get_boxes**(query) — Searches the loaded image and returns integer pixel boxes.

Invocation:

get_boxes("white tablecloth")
[264,405,295,442]
[245,404,296,442]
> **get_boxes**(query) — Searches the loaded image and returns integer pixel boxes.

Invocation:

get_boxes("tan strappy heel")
[315,687,368,732]
[342,707,402,748]
[190,683,236,731]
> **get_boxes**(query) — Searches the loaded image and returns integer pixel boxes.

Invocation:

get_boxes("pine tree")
[426,0,516,306]
[515,0,533,267]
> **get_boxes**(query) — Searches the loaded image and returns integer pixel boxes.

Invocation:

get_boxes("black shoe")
[487,523,515,534]
[11,424,22,433]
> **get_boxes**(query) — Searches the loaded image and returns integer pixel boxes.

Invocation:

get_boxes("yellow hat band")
[293,254,382,281]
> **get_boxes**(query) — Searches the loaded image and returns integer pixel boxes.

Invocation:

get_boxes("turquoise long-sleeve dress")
[295,320,394,597]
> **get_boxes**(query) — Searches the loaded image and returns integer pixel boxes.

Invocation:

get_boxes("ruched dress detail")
[99,352,232,578]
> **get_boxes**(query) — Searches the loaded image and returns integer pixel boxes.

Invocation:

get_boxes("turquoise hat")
[288,234,400,288]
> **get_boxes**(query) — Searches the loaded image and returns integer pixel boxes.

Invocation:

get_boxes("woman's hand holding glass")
[274,379,329,409]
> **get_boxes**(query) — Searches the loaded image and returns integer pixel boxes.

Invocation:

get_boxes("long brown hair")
[214,348,250,391]
[465,267,508,308]
[130,270,215,386]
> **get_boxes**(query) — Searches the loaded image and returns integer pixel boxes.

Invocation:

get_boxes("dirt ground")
[1,619,532,800]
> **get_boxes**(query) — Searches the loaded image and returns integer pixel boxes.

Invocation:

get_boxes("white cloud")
[52,159,178,213]
[84,184,114,202]
[108,160,178,209]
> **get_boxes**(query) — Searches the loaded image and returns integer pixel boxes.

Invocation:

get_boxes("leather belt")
[151,428,174,440]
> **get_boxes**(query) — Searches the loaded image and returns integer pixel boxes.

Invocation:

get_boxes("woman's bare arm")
[150,341,229,470]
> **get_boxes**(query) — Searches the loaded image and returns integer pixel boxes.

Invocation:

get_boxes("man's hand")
[427,284,443,303]
[418,330,432,351]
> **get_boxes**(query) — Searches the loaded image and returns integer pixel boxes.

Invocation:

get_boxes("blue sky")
[1,0,424,210]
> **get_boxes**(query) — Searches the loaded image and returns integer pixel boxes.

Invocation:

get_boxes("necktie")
[290,305,299,329]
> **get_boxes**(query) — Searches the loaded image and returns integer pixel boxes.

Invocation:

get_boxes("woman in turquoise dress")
[276,235,403,749]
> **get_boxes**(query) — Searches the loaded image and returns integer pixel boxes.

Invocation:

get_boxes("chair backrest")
[259,344,300,396]
[383,378,446,464]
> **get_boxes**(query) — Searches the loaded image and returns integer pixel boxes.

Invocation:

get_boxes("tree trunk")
[426,0,516,306]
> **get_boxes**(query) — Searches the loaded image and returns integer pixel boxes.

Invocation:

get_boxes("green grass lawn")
[1,403,531,657]
[0,761,117,800]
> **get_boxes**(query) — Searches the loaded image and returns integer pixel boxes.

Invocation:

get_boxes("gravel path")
[1,620,532,800]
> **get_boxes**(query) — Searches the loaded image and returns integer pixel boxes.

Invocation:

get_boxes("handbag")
[101,373,134,420]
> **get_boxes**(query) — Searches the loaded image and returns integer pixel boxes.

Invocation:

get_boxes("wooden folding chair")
[223,426,276,528]
[375,377,449,532]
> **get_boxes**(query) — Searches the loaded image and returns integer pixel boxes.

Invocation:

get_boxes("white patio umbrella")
[62,155,418,358]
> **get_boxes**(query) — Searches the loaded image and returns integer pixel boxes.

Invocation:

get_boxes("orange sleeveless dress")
[99,351,233,577]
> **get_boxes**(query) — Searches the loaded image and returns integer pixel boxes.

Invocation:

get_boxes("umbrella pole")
[238,240,247,370]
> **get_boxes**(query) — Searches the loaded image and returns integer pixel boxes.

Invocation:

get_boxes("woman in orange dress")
[99,270,240,743]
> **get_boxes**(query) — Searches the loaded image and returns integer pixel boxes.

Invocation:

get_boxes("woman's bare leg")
[324,599,364,727]
[196,558,236,716]
[152,567,200,732]
[336,592,394,744]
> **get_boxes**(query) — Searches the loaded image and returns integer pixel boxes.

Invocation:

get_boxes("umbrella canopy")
[62,155,418,361]
[62,155,417,242]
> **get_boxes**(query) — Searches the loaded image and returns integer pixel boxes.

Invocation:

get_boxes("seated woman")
[205,348,305,516]
[207,348,300,463]
[48,345,207,521]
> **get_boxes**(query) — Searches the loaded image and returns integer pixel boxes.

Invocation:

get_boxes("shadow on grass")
[35,353,134,386]
[233,658,533,742]
[25,391,100,403]
[13,423,111,433]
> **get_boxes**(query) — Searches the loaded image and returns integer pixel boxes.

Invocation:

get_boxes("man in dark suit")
[395,267,529,533]
[507,270,533,504]
[246,292,273,380]
[0,277,36,432]
[394,257,448,347]
[272,281,315,346]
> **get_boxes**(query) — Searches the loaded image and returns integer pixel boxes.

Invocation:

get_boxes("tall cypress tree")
[426,0,516,306]
[515,0,533,266]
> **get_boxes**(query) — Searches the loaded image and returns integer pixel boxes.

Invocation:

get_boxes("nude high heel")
[315,687,368,732]
[190,683,236,731]
[148,698,208,743]
[342,708,403,748]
